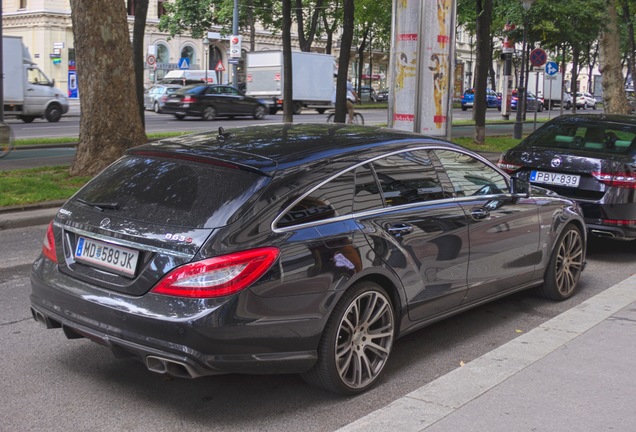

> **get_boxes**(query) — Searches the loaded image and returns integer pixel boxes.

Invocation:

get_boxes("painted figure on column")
[436,0,451,49]
[428,53,448,128]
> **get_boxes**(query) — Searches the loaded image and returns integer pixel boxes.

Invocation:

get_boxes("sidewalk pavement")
[339,274,636,432]
[3,205,636,431]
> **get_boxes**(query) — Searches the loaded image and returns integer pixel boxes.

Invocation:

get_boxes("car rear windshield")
[73,155,268,228]
[524,121,636,154]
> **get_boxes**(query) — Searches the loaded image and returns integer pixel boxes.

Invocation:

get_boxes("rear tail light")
[151,247,280,298]
[497,158,522,174]
[42,221,58,263]
[182,96,197,103]
[602,219,636,226]
[592,171,636,189]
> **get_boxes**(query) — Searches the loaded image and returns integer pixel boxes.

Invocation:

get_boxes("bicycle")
[0,122,14,159]
[326,111,364,125]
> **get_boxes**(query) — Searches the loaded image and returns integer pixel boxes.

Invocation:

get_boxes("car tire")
[253,106,266,120]
[174,114,185,120]
[537,225,584,301]
[461,106,467,111]
[153,102,160,113]
[293,102,303,115]
[202,106,216,121]
[19,115,36,123]
[301,281,395,395]
[592,103,597,110]
[45,104,63,122]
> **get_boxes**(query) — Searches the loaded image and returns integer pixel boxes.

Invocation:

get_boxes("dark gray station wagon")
[31,124,586,395]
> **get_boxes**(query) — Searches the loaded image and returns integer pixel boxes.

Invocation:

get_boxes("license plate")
[75,236,139,277]
[530,170,581,188]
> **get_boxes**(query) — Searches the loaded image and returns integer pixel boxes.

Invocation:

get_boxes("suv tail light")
[592,171,636,189]
[497,158,522,174]
[151,247,280,298]
[42,221,58,263]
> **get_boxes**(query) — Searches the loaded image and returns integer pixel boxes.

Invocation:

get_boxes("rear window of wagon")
[73,155,269,229]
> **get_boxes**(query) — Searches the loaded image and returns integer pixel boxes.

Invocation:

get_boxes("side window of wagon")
[276,171,355,229]
[434,150,508,196]
[370,150,448,207]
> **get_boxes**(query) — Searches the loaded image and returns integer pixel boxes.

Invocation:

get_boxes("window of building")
[156,43,169,65]
[180,45,195,68]
[19,0,27,9]
[158,0,167,18]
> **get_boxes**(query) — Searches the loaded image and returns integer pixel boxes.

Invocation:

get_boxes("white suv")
[576,92,597,109]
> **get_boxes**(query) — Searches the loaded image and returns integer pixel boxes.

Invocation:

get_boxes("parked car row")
[145,83,268,120]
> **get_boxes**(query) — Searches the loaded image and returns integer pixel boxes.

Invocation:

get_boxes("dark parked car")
[359,85,377,102]
[376,89,389,102]
[461,88,501,111]
[30,124,586,395]
[143,84,182,113]
[498,114,636,240]
[510,90,543,112]
[161,84,267,120]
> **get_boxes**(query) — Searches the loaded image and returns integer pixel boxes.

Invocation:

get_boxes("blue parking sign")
[546,61,558,76]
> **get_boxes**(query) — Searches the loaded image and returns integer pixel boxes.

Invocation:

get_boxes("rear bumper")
[29,263,322,378]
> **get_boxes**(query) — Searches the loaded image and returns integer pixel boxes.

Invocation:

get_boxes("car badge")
[100,218,111,228]
[550,157,562,168]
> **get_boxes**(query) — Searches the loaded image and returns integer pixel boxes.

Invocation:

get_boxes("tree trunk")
[133,0,149,128]
[282,0,294,122]
[69,0,146,177]
[335,0,355,123]
[248,0,255,52]
[599,0,630,114]
[620,1,635,91]
[295,0,325,52]
[473,0,492,145]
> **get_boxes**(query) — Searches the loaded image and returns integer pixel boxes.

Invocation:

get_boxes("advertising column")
[389,0,455,139]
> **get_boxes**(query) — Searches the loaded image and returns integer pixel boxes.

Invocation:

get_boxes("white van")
[160,70,217,85]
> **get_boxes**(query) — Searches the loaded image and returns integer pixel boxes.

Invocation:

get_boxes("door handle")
[470,208,490,220]
[388,223,414,236]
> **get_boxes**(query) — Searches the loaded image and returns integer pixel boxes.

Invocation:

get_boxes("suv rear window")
[73,155,268,228]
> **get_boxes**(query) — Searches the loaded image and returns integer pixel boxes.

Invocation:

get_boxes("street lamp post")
[202,37,210,83]
[513,0,535,139]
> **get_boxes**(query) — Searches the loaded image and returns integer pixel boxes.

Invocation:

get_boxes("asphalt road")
[1,223,635,432]
[0,107,539,170]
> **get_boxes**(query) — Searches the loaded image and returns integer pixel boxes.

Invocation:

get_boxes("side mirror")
[50,78,55,87]
[510,176,530,198]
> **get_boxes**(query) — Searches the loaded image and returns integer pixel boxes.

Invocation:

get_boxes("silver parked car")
[144,84,182,113]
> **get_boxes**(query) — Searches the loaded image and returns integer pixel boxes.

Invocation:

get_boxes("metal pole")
[513,16,528,139]
[232,0,239,88]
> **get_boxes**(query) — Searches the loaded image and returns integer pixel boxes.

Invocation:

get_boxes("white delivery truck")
[527,70,572,110]
[2,36,69,123]
[160,69,217,85]
[245,51,335,114]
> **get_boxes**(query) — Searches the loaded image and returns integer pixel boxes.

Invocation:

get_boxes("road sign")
[230,35,242,58]
[178,57,190,70]
[146,54,156,66]
[530,48,547,67]
[228,57,240,65]
[215,59,225,72]
[546,61,558,76]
